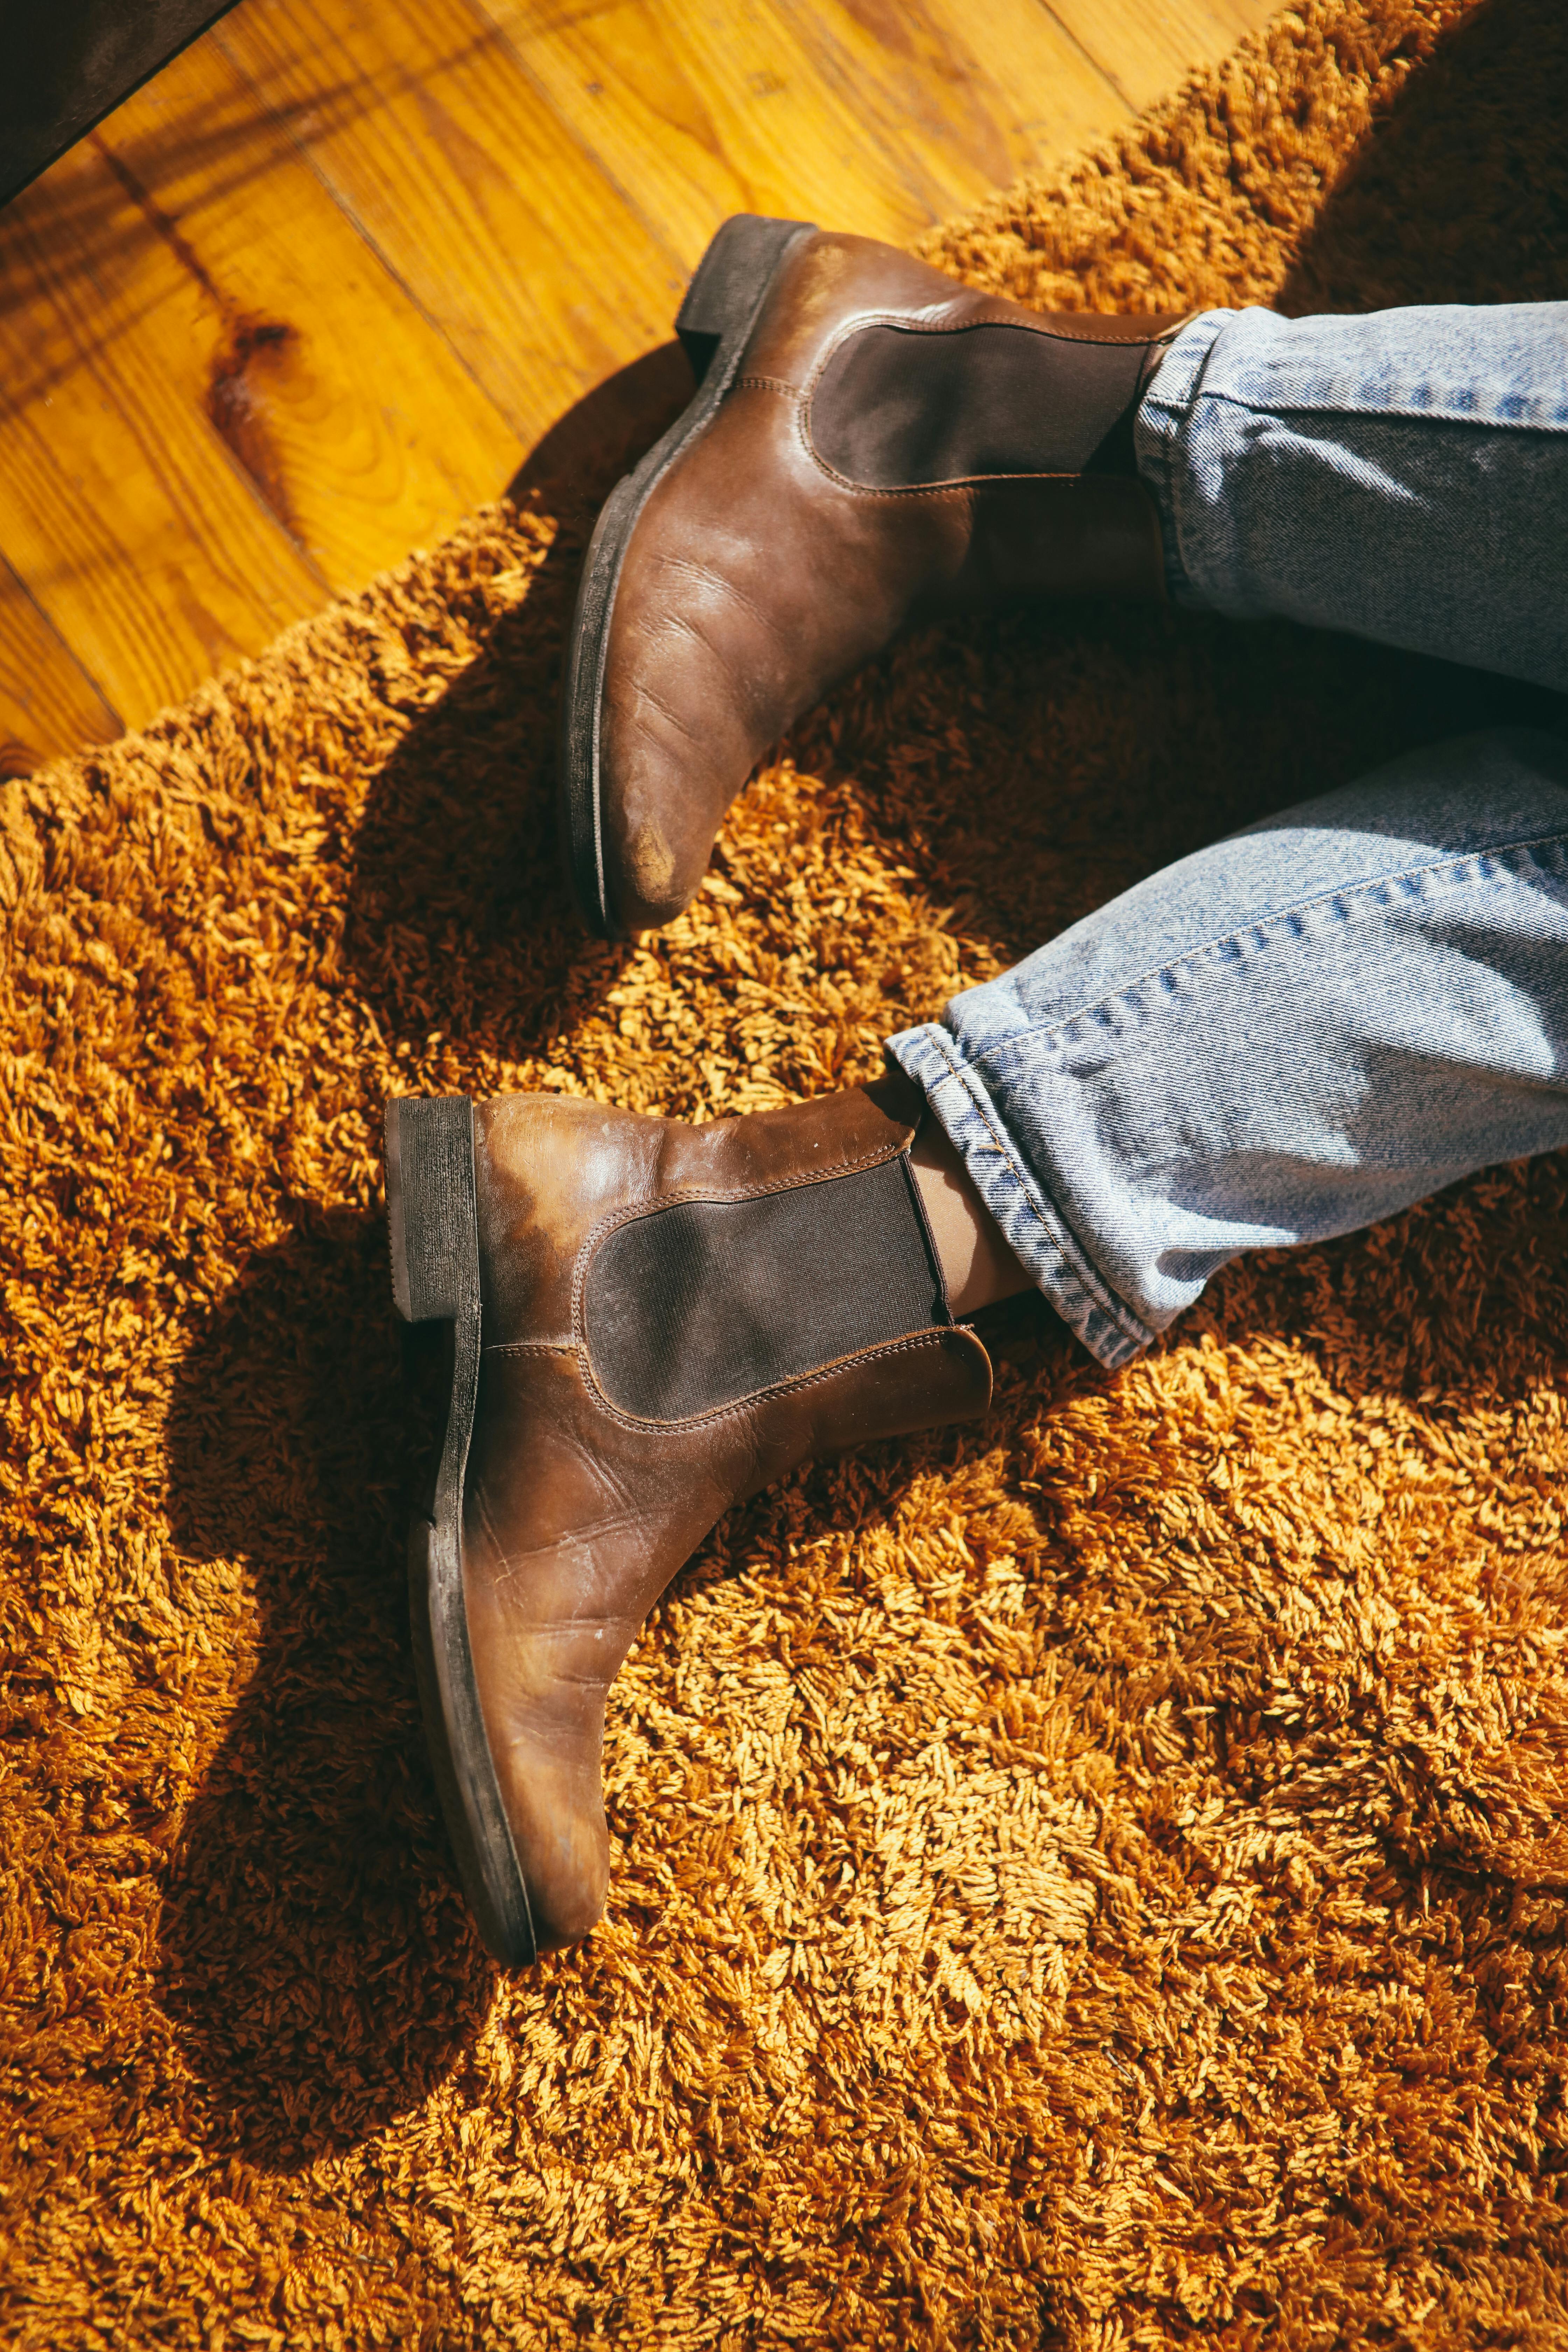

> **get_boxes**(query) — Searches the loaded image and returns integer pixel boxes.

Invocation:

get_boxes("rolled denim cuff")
[887,1020,1153,1370]
[1132,307,1234,609]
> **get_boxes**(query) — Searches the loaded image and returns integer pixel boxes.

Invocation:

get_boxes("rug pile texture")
[6,2,1568,2342]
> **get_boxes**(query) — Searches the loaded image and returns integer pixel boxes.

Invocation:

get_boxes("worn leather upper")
[460,1076,992,1948]
[598,231,1187,931]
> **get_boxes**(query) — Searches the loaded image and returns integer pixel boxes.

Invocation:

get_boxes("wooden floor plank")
[0,135,334,732]
[482,0,1126,264]
[0,27,526,733]
[1046,0,1281,113]
[765,0,1136,211]
[0,559,121,780]
[213,0,685,440]
[91,39,519,592]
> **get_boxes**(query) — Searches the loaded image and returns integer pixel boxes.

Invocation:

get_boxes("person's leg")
[1136,303,1568,688]
[890,725,1568,1369]
[392,726,1568,1960]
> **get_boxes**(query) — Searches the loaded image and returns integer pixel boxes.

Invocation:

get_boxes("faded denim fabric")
[1134,302,1568,688]
[890,732,1568,1366]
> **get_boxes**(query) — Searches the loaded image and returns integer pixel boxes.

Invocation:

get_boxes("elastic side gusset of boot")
[810,322,1152,487]
[583,1154,948,1422]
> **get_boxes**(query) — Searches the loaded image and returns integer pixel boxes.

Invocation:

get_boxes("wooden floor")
[0,0,1278,777]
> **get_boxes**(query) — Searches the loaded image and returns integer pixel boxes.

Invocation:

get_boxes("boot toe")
[492,1729,612,1952]
[615,810,694,932]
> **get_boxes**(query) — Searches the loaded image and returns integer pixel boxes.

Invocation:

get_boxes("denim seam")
[964,833,1568,1085]
[1182,390,1568,435]
[1135,313,1231,606]
[897,1022,1155,1360]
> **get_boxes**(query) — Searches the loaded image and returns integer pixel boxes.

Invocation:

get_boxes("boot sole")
[385,1094,538,1967]
[558,211,817,940]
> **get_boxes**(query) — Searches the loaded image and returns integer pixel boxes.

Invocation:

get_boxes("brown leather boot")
[386,1071,992,1962]
[559,214,1190,938]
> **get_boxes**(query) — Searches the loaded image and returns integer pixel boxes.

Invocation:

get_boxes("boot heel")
[676,212,814,379]
[386,1095,480,1324]
[386,1092,538,1968]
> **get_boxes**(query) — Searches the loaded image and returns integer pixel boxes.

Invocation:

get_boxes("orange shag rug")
[7,2,1568,2343]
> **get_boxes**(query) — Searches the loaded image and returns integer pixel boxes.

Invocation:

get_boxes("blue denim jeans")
[889,303,1568,1366]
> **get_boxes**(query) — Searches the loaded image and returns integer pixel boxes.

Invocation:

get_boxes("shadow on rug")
[156,1211,493,2167]
[5,1,1568,2345]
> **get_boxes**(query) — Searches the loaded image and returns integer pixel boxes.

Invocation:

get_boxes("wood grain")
[0,559,120,778]
[0,131,332,732]
[1049,0,1282,112]
[763,0,1135,202]
[484,0,1126,261]
[92,39,518,589]
[215,0,685,436]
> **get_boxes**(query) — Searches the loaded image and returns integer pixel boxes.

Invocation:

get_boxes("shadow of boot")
[156,1207,495,2168]
[1279,0,1568,314]
[505,340,694,510]
[339,347,698,1057]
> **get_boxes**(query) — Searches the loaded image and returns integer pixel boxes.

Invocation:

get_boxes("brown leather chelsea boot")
[386,1071,992,1963]
[560,214,1190,938]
